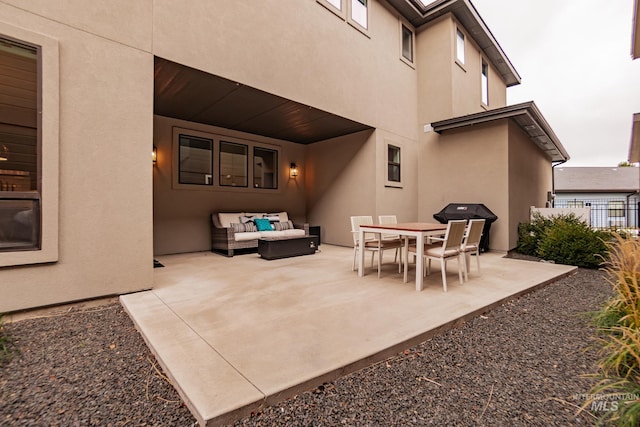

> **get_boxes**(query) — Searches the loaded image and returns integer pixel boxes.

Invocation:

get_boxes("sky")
[470,0,640,166]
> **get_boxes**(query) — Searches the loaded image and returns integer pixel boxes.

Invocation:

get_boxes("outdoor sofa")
[211,211,309,256]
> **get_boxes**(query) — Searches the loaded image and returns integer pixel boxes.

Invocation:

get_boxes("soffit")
[387,0,521,86]
[154,57,372,144]
[431,101,570,162]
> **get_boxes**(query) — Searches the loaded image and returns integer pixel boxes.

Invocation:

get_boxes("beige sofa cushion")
[234,231,262,242]
[218,212,242,228]
[282,229,305,237]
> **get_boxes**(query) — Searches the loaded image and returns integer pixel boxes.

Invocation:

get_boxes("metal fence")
[554,198,639,231]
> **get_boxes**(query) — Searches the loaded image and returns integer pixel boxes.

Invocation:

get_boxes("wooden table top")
[360,222,447,232]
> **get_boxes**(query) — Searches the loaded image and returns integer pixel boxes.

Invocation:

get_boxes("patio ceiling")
[154,57,372,144]
[431,101,570,162]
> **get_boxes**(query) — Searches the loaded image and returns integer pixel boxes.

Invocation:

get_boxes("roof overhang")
[629,113,640,163]
[387,0,521,86]
[154,57,372,144]
[431,101,570,162]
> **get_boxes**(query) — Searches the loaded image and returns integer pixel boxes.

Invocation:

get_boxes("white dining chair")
[378,215,403,272]
[351,215,403,278]
[461,219,485,281]
[407,219,466,292]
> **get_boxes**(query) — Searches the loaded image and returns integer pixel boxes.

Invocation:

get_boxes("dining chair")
[378,215,403,272]
[407,219,466,292]
[460,219,486,281]
[350,216,403,278]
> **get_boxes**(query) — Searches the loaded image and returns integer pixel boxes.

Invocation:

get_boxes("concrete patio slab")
[120,245,576,426]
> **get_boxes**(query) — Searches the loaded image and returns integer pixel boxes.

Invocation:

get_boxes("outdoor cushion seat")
[235,231,262,242]
[211,211,309,256]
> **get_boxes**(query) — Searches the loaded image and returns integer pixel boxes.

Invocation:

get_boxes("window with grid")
[0,37,40,252]
[608,201,625,218]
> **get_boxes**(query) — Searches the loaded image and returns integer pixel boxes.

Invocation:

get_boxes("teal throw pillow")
[254,218,274,231]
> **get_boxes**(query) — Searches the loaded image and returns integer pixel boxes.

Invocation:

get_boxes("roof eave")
[431,101,570,163]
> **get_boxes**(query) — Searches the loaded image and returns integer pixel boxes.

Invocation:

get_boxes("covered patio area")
[121,245,575,426]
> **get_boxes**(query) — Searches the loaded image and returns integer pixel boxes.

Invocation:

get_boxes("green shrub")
[517,212,610,268]
[517,212,552,256]
[537,219,610,268]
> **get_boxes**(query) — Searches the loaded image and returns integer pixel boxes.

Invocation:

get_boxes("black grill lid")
[433,203,498,224]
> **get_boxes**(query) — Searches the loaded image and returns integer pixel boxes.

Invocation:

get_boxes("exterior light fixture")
[0,145,8,161]
[152,146,157,164]
[290,162,298,178]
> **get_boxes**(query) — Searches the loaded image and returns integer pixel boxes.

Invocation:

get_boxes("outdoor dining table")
[357,222,448,291]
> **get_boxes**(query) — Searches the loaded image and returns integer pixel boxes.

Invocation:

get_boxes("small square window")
[456,28,465,64]
[401,24,413,63]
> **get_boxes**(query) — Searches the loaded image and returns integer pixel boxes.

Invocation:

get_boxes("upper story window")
[0,37,40,252]
[326,0,342,10]
[481,60,489,105]
[401,24,414,63]
[178,134,213,185]
[456,28,465,65]
[350,0,368,30]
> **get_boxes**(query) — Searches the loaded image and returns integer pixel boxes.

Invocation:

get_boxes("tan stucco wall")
[417,14,508,123]
[0,2,154,312]
[419,122,510,251]
[152,0,418,140]
[508,122,554,249]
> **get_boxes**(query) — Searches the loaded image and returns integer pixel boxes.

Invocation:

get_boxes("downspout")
[551,160,567,207]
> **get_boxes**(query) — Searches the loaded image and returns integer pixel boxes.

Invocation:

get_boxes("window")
[0,37,40,252]
[253,147,277,189]
[567,200,584,208]
[326,0,342,9]
[220,141,248,187]
[608,201,625,218]
[178,134,213,185]
[481,60,489,105]
[350,0,367,30]
[401,24,414,63]
[387,144,401,184]
[456,28,465,65]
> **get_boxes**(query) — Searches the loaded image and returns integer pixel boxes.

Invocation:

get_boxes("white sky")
[471,0,640,166]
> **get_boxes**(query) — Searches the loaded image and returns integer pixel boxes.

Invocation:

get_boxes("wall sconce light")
[0,145,8,161]
[152,146,157,164]
[290,162,298,178]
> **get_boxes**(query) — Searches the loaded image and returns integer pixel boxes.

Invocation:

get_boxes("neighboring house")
[0,0,569,313]
[554,167,640,228]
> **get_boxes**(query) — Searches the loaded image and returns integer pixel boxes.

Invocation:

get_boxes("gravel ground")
[1,261,614,426]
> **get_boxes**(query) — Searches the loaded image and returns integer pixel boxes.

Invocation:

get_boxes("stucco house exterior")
[0,0,568,313]
[554,167,640,228]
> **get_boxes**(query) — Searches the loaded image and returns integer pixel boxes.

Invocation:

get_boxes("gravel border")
[1,262,614,426]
